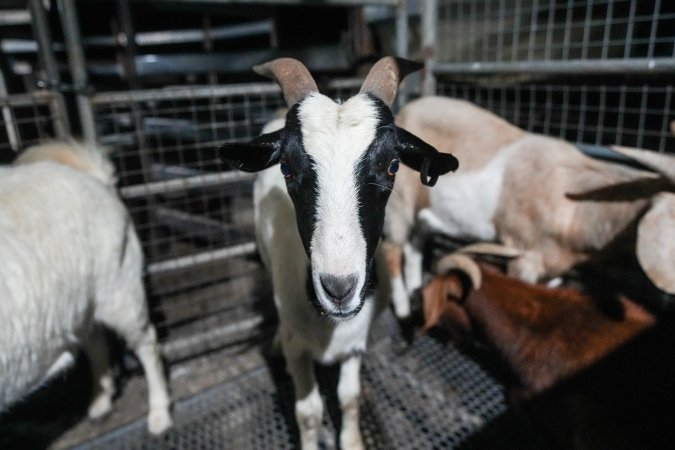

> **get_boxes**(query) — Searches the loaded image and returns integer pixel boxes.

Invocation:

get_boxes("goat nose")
[319,273,357,302]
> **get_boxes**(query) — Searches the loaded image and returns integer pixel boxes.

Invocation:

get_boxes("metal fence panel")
[435,0,675,65]
[0,91,62,158]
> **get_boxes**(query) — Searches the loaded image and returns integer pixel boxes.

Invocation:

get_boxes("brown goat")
[422,251,656,396]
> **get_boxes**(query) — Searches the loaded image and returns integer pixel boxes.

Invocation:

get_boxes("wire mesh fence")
[432,1,675,154]
[437,82,675,153]
[0,91,62,161]
[435,0,675,64]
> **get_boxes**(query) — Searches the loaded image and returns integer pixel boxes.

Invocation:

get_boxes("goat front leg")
[286,350,323,450]
[403,241,424,297]
[382,240,410,318]
[338,355,364,450]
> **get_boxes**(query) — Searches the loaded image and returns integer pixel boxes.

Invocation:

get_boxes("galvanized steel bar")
[29,0,71,137]
[120,171,255,199]
[146,242,257,275]
[395,0,409,106]
[434,58,675,77]
[56,0,96,144]
[0,70,20,151]
[91,83,282,105]
[90,78,363,105]
[421,0,438,96]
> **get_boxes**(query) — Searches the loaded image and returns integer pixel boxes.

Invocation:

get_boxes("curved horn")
[457,242,522,258]
[359,57,423,107]
[253,58,318,108]
[611,145,675,185]
[434,254,482,290]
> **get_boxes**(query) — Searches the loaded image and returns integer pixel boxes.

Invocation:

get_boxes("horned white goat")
[219,58,457,450]
[0,141,172,434]
[384,95,675,317]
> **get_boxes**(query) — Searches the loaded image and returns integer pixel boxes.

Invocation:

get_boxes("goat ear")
[396,126,459,186]
[218,128,283,172]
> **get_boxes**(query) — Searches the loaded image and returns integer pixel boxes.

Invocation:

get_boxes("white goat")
[219,58,457,450]
[0,141,172,434]
[384,95,675,315]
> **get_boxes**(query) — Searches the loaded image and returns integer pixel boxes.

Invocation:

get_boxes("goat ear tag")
[420,158,439,186]
[218,129,282,172]
[396,126,459,182]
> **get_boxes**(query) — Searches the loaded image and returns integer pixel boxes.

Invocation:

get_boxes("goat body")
[384,96,675,317]
[423,260,655,395]
[0,142,172,434]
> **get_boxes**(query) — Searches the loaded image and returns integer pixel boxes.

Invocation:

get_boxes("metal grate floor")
[71,312,549,450]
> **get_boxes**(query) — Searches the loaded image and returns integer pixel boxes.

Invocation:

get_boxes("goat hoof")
[340,431,365,450]
[147,408,173,435]
[87,395,113,420]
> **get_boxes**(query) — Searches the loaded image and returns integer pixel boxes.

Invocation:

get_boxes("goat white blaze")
[298,93,379,315]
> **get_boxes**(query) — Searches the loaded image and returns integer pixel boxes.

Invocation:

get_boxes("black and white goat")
[219,57,457,449]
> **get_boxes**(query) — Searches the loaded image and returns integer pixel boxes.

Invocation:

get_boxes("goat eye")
[387,159,399,176]
[280,161,292,179]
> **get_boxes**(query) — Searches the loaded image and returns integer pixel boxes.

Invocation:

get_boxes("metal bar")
[0,70,20,151]
[117,0,140,88]
[120,171,254,199]
[395,0,408,58]
[421,0,437,96]
[0,91,55,107]
[56,0,96,144]
[395,0,409,106]
[154,206,240,236]
[91,83,281,105]
[146,242,257,275]
[90,78,363,105]
[434,58,675,76]
[29,0,71,137]
[160,314,264,362]
[128,0,397,4]
[0,10,31,25]
[80,21,272,47]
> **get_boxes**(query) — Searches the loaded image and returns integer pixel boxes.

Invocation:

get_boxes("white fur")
[255,104,388,449]
[425,145,517,242]
[299,93,380,315]
[0,142,171,434]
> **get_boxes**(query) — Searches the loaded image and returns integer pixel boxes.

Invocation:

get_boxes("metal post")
[56,0,96,144]
[117,0,140,89]
[29,0,71,137]
[395,0,409,107]
[421,0,437,96]
[0,69,20,151]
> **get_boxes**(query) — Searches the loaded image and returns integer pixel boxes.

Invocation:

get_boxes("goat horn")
[359,57,423,108]
[457,242,522,258]
[610,145,675,184]
[434,254,482,290]
[253,58,318,108]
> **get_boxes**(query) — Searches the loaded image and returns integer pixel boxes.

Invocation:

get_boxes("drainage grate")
[73,312,550,450]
